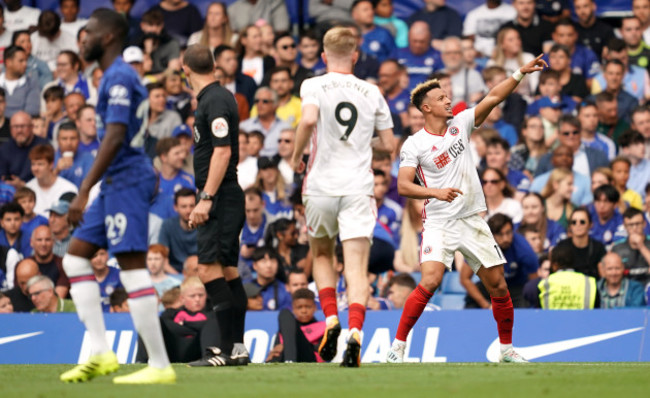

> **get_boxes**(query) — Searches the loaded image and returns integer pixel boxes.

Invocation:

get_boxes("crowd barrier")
[1,309,649,364]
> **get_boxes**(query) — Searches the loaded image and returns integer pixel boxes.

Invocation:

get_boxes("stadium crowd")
[1,0,650,325]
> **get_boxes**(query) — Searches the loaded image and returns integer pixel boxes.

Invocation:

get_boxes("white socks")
[63,254,110,356]
[500,343,513,354]
[120,269,170,369]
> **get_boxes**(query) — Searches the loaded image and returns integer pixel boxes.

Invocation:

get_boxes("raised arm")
[474,54,547,126]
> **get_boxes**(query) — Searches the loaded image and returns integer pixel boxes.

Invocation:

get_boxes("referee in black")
[182,44,247,366]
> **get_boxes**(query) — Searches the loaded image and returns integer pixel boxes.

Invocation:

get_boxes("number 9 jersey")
[300,72,393,196]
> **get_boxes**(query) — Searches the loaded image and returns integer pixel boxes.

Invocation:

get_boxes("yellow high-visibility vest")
[538,270,597,309]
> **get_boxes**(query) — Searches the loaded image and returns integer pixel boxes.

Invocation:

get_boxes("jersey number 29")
[335,102,358,141]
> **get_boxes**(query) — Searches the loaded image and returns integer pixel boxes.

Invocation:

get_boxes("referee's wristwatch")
[198,191,214,201]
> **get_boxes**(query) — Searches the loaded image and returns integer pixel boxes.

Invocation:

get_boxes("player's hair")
[109,287,128,308]
[387,273,417,291]
[322,26,357,57]
[539,69,560,86]
[0,202,25,218]
[29,144,55,164]
[89,8,129,43]
[156,137,182,157]
[291,288,315,302]
[550,242,575,271]
[481,167,514,198]
[540,167,572,199]
[13,187,36,203]
[595,91,616,104]
[618,129,645,148]
[410,79,441,111]
[27,274,55,292]
[161,287,181,309]
[593,184,620,204]
[623,207,644,220]
[244,187,263,201]
[141,8,164,26]
[558,114,580,131]
[610,155,631,170]
[549,43,571,57]
[148,243,170,259]
[486,136,510,152]
[183,44,215,75]
[174,188,195,205]
[487,213,513,235]
[481,66,506,82]
[180,276,205,293]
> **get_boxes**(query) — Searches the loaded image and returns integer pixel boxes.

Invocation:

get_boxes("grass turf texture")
[1,363,648,398]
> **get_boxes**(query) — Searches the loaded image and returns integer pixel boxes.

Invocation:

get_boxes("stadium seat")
[432,294,466,310]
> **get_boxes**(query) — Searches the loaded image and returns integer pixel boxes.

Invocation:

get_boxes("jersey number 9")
[335,102,358,141]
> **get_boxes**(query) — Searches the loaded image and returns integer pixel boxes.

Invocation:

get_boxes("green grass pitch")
[1,363,648,398]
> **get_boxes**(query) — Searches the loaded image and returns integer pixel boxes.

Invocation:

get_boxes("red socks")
[319,287,338,318]
[491,292,514,344]
[396,284,433,342]
[348,303,366,331]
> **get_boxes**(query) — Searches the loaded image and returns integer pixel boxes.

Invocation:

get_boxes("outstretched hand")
[521,54,548,74]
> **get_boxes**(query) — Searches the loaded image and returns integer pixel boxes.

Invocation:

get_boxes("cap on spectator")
[49,200,70,215]
[537,96,566,110]
[59,191,77,203]
[257,156,278,170]
[172,124,192,138]
[123,46,144,64]
[244,283,262,298]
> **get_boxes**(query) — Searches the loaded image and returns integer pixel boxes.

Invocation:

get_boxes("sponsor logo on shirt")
[108,85,130,106]
[433,139,466,170]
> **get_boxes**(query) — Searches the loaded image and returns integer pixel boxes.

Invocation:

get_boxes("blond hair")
[180,276,205,293]
[541,168,573,199]
[323,26,357,57]
[410,79,441,110]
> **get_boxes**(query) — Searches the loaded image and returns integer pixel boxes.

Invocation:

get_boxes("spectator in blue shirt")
[150,137,195,220]
[598,252,646,308]
[14,187,48,247]
[0,202,31,258]
[351,0,396,63]
[373,0,408,49]
[406,0,462,51]
[480,100,518,147]
[53,122,94,189]
[619,129,650,200]
[393,21,442,91]
[90,248,123,312]
[545,19,600,81]
[590,184,626,246]
[378,59,410,128]
[485,137,531,198]
[75,105,100,157]
[247,247,292,311]
[157,188,198,273]
[587,60,639,124]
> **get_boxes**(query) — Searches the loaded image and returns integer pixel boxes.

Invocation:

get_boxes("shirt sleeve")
[205,94,236,148]
[300,78,320,109]
[375,90,394,131]
[399,137,419,169]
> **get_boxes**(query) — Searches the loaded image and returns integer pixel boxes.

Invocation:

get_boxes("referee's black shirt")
[193,81,240,191]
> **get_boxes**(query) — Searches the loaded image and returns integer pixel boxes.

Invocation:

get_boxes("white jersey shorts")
[420,213,505,273]
[303,194,376,241]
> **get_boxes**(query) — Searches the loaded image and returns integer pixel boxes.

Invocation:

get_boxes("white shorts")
[420,213,505,273]
[303,194,376,241]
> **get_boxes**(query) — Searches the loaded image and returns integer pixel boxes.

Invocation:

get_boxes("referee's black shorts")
[197,181,245,266]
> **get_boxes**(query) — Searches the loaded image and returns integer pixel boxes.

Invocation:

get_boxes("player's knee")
[420,272,443,293]
[485,277,508,296]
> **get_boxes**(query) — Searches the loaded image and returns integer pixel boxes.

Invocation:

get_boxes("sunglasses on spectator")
[278,139,292,143]
[281,43,296,50]
[481,179,501,185]
[255,99,272,104]
[561,130,579,136]
[571,219,587,225]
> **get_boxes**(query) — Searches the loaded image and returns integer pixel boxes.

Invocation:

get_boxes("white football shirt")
[400,108,486,221]
[301,72,393,196]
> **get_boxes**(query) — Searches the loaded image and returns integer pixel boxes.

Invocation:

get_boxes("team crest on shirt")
[369,41,381,52]
[424,57,434,66]
[212,117,229,138]
[423,246,432,254]
[449,126,459,136]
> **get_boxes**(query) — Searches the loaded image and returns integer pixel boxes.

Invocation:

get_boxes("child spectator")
[90,248,122,313]
[517,224,544,255]
[0,202,31,258]
[540,168,574,229]
[109,288,129,313]
[266,288,325,363]
[298,31,326,76]
[42,86,65,141]
[14,187,48,241]
[146,244,181,301]
[610,156,644,211]
[25,144,77,217]
[590,184,626,246]
[247,130,264,158]
[528,70,576,115]
[160,287,182,310]
[0,291,14,313]
[245,247,291,311]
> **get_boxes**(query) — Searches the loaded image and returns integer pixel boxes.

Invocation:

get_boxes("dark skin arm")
[68,123,127,227]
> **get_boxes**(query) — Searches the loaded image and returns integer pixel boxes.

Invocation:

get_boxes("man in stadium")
[59,9,175,384]
[291,26,394,367]
[386,54,547,364]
